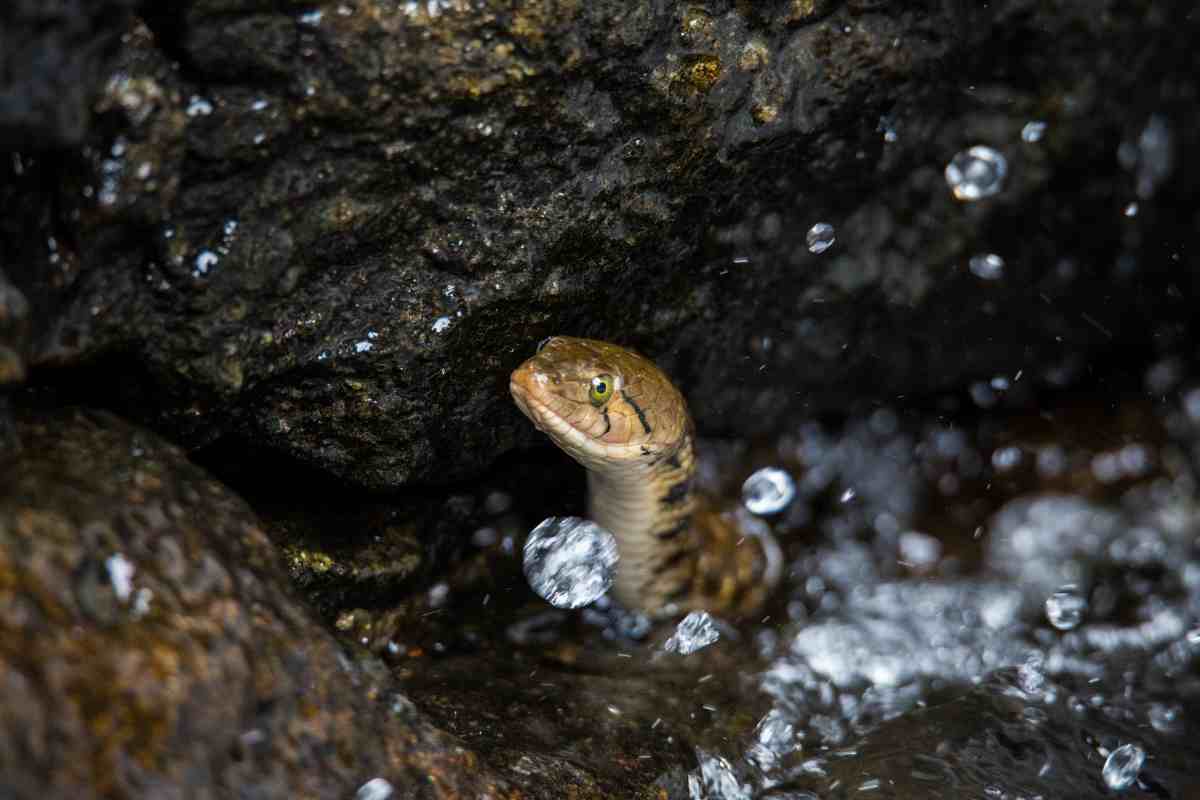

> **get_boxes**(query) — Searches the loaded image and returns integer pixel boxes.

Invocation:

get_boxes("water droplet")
[1017,651,1046,697]
[354,340,373,353]
[741,467,795,515]
[186,95,213,117]
[1021,120,1047,143]
[522,517,619,609]
[664,610,721,655]
[877,114,898,143]
[299,9,324,25]
[1124,201,1139,217]
[105,553,135,602]
[945,146,1007,201]
[806,222,836,254]
[193,250,219,278]
[355,778,394,800]
[1045,585,1087,630]
[1148,702,1182,734]
[251,98,269,111]
[1102,743,1145,791]
[431,315,452,333]
[991,445,1022,471]
[969,253,1005,280]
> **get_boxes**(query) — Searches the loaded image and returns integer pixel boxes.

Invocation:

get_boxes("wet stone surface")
[0,0,1195,489]
[0,409,508,800]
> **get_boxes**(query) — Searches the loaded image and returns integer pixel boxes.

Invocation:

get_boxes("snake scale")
[510,336,780,617]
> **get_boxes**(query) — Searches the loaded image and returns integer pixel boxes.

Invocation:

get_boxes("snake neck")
[586,434,698,613]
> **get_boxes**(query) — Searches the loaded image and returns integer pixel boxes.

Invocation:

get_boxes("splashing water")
[664,611,721,655]
[688,749,752,800]
[522,517,619,609]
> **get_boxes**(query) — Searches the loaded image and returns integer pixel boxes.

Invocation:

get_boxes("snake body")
[510,336,779,616]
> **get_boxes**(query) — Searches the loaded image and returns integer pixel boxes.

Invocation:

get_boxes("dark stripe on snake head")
[621,389,652,435]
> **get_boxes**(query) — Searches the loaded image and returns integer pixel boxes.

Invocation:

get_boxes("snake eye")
[589,374,615,406]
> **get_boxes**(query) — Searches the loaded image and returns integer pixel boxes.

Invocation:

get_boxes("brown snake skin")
[510,336,781,616]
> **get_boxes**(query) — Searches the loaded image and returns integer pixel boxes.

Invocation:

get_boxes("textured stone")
[1,0,1196,492]
[0,409,508,799]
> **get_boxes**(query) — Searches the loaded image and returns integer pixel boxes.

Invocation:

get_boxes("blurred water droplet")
[1045,585,1087,630]
[356,778,394,800]
[969,253,1005,280]
[193,250,219,278]
[742,467,795,514]
[898,531,941,569]
[664,611,721,655]
[522,517,619,609]
[1102,743,1145,791]
[105,553,135,602]
[991,446,1022,471]
[806,222,836,254]
[186,95,213,117]
[945,146,1007,200]
[431,315,452,333]
[1148,702,1182,734]
[1021,120,1047,143]
[1124,201,1139,217]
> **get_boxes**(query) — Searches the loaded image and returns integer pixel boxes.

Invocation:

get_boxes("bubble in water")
[742,467,795,515]
[1045,585,1088,630]
[805,222,836,254]
[1102,743,1145,791]
[1021,120,1047,143]
[664,610,721,655]
[945,146,1007,201]
[522,517,619,608]
[969,253,1005,280]
[688,749,751,800]
[356,778,394,800]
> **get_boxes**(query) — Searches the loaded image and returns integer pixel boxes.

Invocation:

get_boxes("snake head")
[510,336,690,470]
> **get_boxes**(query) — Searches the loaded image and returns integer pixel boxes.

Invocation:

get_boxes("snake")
[510,336,781,617]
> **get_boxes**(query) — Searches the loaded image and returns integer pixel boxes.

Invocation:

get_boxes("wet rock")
[0,408,508,799]
[1,1,1194,489]
[0,1,136,148]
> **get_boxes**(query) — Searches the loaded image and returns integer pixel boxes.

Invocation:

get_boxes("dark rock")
[0,408,509,799]
[2,0,1197,492]
[0,1,137,148]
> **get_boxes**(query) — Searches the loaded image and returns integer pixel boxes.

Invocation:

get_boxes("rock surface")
[0,409,508,799]
[2,0,1195,489]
